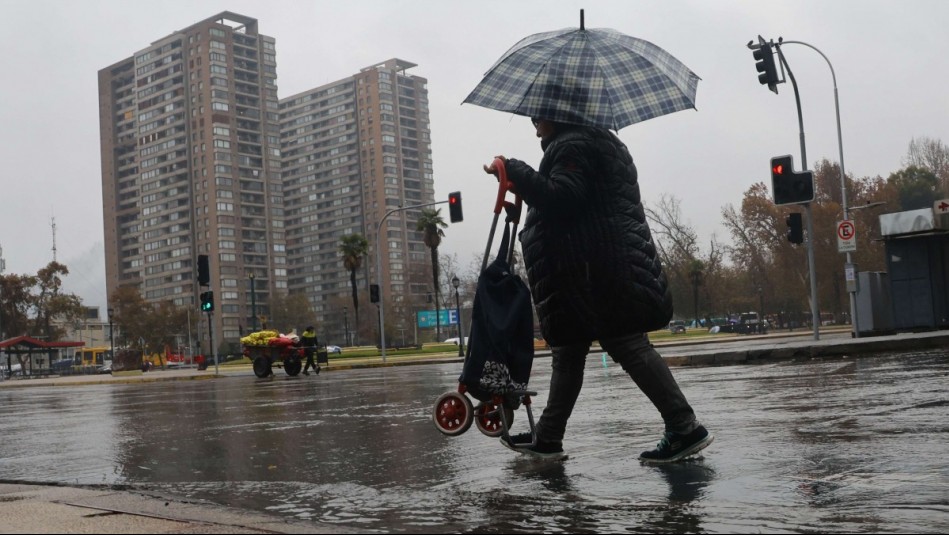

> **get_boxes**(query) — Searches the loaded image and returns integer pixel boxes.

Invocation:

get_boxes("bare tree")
[904,136,949,193]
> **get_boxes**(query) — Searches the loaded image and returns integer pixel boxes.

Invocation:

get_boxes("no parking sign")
[837,220,856,253]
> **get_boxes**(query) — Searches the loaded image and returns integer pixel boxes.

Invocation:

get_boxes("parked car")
[442,337,469,346]
[326,345,342,354]
[668,320,687,334]
[51,359,76,374]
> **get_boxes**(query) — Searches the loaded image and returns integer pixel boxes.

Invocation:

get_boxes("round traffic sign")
[837,220,855,240]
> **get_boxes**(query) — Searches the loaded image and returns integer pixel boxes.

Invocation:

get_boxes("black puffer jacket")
[505,125,673,346]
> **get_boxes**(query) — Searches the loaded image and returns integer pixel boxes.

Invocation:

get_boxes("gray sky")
[1,0,947,311]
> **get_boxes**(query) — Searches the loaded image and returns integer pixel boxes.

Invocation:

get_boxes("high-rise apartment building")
[279,59,435,343]
[99,12,285,351]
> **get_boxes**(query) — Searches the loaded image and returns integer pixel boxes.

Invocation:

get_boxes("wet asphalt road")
[0,349,947,533]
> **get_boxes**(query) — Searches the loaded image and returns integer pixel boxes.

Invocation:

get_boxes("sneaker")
[500,432,567,460]
[639,425,714,464]
[303,371,309,376]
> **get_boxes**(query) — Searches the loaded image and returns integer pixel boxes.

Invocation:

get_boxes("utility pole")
[376,199,450,363]
[776,38,857,338]
[749,36,820,340]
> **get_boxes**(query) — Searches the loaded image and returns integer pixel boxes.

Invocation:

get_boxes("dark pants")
[303,351,317,373]
[535,333,698,445]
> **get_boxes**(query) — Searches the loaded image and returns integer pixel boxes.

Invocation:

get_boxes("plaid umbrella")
[463,20,700,130]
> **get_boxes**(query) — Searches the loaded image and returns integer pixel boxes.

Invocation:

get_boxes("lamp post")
[758,286,765,333]
[248,273,257,332]
[451,275,464,357]
[375,199,448,363]
[343,307,350,347]
[107,308,115,367]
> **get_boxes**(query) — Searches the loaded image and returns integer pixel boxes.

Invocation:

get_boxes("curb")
[665,332,949,367]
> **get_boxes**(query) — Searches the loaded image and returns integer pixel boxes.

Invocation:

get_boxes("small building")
[878,206,949,331]
[0,336,85,376]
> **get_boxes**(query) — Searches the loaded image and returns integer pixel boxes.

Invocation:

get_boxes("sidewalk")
[0,481,357,534]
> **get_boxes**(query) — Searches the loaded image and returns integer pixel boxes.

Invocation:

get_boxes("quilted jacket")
[505,125,673,346]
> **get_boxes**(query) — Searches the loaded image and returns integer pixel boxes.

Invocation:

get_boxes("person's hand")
[483,155,507,177]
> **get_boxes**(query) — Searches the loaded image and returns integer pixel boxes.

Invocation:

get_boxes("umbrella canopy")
[463,21,700,130]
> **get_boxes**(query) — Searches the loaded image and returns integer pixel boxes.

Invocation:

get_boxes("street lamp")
[343,306,350,347]
[248,272,257,332]
[451,275,464,358]
[107,307,115,367]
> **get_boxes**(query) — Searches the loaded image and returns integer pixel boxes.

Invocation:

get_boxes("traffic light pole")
[777,39,858,338]
[376,199,448,363]
[775,44,821,341]
[207,310,218,374]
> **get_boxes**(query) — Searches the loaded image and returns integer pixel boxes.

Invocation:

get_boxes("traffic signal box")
[753,36,780,94]
[786,212,804,244]
[448,191,463,223]
[200,290,214,312]
[771,155,815,206]
[197,254,210,286]
[370,284,380,304]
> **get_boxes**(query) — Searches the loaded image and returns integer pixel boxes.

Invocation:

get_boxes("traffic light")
[370,284,380,304]
[448,191,463,223]
[771,154,815,206]
[786,213,804,244]
[200,290,214,312]
[197,255,210,286]
[752,35,779,94]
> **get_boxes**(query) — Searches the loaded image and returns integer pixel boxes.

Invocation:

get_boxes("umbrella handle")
[491,158,522,223]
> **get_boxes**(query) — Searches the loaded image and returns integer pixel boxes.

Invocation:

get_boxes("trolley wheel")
[253,357,272,378]
[474,401,515,437]
[432,391,474,436]
[285,357,302,376]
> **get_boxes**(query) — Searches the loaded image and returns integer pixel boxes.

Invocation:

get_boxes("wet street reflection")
[0,350,947,533]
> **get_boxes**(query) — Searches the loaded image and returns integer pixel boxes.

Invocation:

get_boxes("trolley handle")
[491,158,522,223]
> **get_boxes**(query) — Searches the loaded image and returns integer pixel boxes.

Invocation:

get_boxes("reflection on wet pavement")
[0,350,947,533]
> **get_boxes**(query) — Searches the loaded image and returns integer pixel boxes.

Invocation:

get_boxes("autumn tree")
[108,285,197,359]
[0,261,84,341]
[267,291,317,335]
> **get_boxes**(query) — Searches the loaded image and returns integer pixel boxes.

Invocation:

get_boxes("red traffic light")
[773,164,784,175]
[448,191,463,223]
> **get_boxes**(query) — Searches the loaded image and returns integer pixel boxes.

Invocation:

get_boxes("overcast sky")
[1,0,947,311]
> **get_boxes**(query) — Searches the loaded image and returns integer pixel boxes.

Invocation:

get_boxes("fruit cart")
[240,330,304,378]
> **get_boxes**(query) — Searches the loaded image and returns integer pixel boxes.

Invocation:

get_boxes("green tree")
[416,208,448,341]
[0,262,84,341]
[0,273,36,338]
[903,136,949,195]
[33,262,85,340]
[339,233,369,345]
[887,165,940,210]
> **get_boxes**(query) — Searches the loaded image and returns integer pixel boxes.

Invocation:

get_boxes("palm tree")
[339,233,369,345]
[416,208,448,341]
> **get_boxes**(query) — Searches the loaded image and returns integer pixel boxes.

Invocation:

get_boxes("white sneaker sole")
[500,437,568,461]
